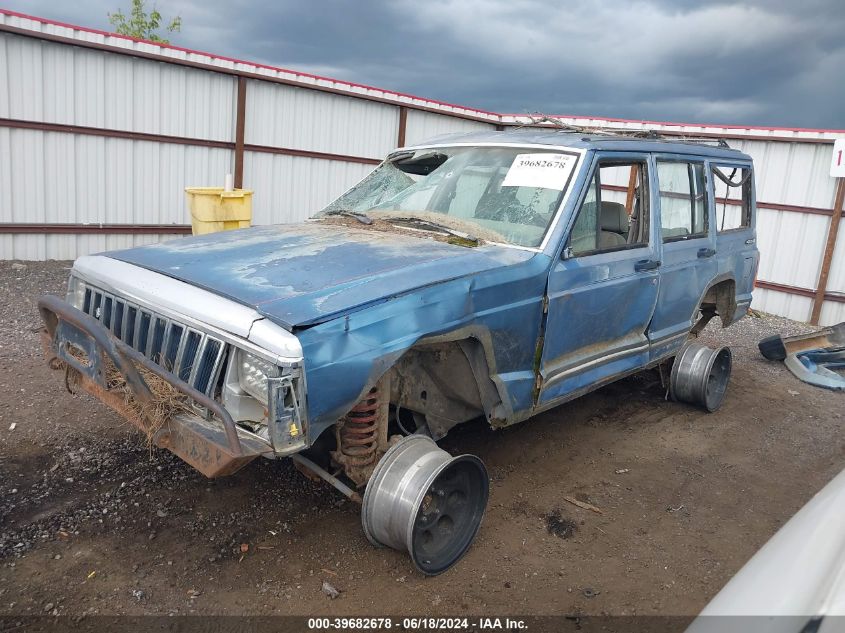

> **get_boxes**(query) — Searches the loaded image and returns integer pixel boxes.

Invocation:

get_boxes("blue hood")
[107,223,535,329]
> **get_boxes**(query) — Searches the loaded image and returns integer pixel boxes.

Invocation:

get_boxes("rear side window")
[712,165,753,232]
[656,161,708,241]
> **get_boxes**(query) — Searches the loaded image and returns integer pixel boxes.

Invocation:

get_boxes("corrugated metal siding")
[0,33,8,118]
[0,128,232,226]
[0,10,501,123]
[755,209,829,291]
[751,288,814,323]
[819,300,845,327]
[728,139,836,210]
[0,233,171,261]
[245,80,397,158]
[820,218,845,325]
[827,220,845,295]
[717,139,838,325]
[403,110,497,147]
[2,33,237,140]
[245,153,374,224]
[2,13,843,326]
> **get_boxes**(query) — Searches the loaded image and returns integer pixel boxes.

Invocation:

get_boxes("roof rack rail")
[517,114,732,149]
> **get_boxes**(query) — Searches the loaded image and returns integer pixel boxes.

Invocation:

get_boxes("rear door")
[710,160,758,320]
[538,151,660,407]
[647,155,717,360]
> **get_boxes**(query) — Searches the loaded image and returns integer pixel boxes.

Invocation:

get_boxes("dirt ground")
[0,260,842,618]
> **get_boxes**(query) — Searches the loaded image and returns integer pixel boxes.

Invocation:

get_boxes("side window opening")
[568,160,649,257]
[712,165,753,232]
[657,161,708,241]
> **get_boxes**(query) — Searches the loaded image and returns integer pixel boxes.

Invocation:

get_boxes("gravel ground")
[0,260,842,618]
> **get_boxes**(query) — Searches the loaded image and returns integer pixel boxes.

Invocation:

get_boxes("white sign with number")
[832,138,845,178]
[502,153,576,191]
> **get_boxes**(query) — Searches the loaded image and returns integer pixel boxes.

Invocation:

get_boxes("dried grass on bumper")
[65,347,191,443]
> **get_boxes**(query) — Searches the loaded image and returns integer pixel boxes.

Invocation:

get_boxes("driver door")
[537,152,661,407]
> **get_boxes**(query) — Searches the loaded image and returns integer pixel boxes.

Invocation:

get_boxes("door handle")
[697,247,716,258]
[634,259,661,272]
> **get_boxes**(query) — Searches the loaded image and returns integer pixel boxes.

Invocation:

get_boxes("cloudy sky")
[5,0,844,128]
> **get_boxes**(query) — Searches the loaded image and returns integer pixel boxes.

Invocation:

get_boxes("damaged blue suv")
[39,129,758,574]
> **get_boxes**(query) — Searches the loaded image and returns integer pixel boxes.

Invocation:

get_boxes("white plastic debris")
[321,581,340,599]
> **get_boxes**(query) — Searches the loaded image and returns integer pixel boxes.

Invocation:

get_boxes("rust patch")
[37,294,266,479]
[65,371,259,478]
[331,374,391,487]
[154,416,261,478]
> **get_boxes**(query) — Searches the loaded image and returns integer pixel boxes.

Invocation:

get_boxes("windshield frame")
[319,142,587,253]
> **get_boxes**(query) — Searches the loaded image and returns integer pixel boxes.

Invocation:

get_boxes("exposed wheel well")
[309,334,503,477]
[386,336,504,439]
[700,278,737,327]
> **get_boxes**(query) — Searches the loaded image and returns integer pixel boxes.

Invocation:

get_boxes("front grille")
[78,283,227,396]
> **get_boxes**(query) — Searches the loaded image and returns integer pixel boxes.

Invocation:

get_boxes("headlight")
[268,374,306,453]
[237,350,279,403]
[236,349,306,454]
[66,275,86,309]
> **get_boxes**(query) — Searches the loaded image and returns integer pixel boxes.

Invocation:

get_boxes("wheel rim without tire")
[362,435,488,575]
[670,342,732,412]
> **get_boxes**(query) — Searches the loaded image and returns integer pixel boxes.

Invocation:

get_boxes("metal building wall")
[1,10,843,326]
[727,138,838,323]
[244,155,376,225]
[403,110,497,147]
[0,126,234,258]
[0,34,236,139]
[824,232,845,324]
[0,25,239,259]
[0,10,502,260]
[242,79,397,224]
[244,80,398,158]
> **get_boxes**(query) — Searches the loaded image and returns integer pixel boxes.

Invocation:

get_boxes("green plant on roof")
[108,0,181,44]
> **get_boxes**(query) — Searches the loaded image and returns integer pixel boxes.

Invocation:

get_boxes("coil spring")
[338,386,381,466]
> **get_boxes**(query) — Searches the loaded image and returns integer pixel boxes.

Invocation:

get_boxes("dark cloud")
[5,0,844,128]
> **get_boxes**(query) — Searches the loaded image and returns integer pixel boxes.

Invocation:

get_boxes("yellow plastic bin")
[185,187,253,235]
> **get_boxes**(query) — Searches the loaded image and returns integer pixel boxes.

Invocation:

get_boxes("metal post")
[397,106,408,148]
[811,178,845,325]
[234,77,247,189]
[625,165,638,214]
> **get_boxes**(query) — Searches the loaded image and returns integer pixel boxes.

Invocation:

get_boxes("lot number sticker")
[502,153,576,190]
[831,138,845,178]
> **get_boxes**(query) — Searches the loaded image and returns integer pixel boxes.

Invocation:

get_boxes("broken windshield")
[316,146,579,248]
